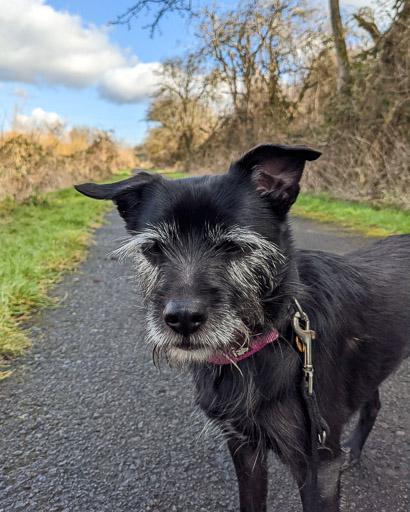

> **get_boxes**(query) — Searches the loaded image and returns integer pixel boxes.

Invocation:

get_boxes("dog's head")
[75,144,320,366]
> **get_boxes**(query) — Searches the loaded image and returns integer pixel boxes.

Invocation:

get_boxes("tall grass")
[0,129,138,201]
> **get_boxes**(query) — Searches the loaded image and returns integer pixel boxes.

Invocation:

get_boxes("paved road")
[0,210,408,512]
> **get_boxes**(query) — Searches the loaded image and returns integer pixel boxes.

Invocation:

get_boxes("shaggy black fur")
[194,236,409,511]
[75,143,410,512]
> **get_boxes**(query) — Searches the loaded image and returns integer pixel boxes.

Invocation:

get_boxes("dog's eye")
[214,240,243,255]
[142,242,163,257]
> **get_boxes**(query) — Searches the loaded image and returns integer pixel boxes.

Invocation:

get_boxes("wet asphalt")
[0,209,408,512]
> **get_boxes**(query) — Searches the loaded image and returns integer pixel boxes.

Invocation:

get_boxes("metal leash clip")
[292,298,316,396]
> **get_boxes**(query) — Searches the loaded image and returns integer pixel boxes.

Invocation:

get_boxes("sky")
[0,0,379,145]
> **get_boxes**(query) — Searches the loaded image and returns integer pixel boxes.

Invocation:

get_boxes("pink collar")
[209,329,279,365]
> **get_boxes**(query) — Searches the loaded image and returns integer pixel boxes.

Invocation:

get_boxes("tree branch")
[111,0,195,36]
[353,13,381,43]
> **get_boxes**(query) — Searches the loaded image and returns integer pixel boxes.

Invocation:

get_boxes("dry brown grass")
[302,130,410,209]
[0,130,139,201]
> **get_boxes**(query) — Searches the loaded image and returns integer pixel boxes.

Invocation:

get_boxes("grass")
[293,192,410,236]
[164,172,190,179]
[0,169,131,373]
[153,170,409,236]
[149,168,188,180]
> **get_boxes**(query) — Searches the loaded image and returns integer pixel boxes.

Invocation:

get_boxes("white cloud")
[14,107,65,131]
[0,0,127,88]
[0,0,160,103]
[100,62,162,103]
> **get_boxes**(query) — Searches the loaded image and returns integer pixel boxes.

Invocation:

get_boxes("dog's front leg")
[227,437,268,512]
[297,452,343,512]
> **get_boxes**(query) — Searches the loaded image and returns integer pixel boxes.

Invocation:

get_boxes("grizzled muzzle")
[109,220,287,366]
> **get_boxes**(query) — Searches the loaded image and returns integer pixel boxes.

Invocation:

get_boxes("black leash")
[301,381,330,511]
[291,298,330,512]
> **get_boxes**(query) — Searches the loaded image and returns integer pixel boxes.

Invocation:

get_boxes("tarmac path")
[0,209,408,512]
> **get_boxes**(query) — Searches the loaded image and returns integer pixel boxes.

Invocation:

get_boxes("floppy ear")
[75,171,161,222]
[230,143,321,214]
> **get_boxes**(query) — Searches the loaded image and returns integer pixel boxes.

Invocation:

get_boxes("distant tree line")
[120,0,409,207]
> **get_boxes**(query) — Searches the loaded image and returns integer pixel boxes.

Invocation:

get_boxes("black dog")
[75,144,409,512]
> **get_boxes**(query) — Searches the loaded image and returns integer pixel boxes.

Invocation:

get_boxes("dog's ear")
[230,143,321,213]
[75,171,161,222]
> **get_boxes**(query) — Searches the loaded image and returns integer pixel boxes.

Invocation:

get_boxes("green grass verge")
[293,192,409,236]
[163,172,189,179]
[149,169,188,179]
[153,170,409,235]
[0,170,131,371]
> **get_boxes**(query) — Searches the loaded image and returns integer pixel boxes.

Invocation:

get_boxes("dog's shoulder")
[294,234,410,281]
[294,248,349,281]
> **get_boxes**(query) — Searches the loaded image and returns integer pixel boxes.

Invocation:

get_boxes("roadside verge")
[293,193,409,237]
[0,169,131,376]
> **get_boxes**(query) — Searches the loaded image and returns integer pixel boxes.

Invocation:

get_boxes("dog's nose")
[163,300,208,336]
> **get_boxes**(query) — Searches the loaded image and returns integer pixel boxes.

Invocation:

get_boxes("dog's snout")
[163,299,208,336]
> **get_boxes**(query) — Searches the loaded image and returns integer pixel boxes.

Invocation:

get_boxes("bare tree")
[329,0,351,92]
[196,1,307,120]
[142,1,330,160]
[145,55,218,169]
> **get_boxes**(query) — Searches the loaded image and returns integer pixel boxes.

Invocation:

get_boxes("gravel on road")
[0,210,408,512]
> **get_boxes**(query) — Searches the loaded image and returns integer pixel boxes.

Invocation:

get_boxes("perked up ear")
[230,143,321,213]
[74,171,161,222]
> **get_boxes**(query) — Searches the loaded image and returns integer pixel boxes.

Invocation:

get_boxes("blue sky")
[0,0,375,145]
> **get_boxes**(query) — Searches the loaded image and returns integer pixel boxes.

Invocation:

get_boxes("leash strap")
[301,381,330,511]
[291,298,330,512]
